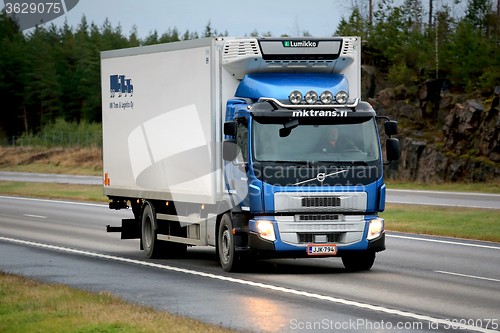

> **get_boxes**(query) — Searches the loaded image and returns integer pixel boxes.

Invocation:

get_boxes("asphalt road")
[1,171,499,209]
[0,195,499,332]
[386,189,500,209]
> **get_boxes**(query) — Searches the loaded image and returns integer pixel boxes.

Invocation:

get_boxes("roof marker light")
[335,90,349,104]
[289,90,303,104]
[320,90,334,104]
[305,90,318,104]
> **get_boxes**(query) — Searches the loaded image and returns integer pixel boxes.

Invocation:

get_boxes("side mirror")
[223,139,239,161]
[386,138,400,161]
[224,121,237,137]
[384,120,398,136]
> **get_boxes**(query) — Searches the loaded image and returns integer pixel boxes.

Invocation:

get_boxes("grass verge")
[381,203,500,243]
[0,181,107,203]
[0,271,233,333]
[0,163,101,176]
[0,147,102,176]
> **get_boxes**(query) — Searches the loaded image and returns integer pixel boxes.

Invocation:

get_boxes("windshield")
[252,117,380,164]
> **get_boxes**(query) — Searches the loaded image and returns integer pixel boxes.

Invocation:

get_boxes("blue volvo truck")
[102,37,399,272]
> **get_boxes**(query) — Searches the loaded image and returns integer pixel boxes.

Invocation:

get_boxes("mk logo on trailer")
[109,75,134,110]
[110,75,133,98]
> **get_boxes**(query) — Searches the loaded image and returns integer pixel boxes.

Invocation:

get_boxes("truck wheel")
[342,252,375,271]
[141,202,164,259]
[218,213,241,272]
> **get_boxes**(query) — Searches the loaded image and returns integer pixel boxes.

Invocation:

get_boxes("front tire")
[342,252,376,271]
[218,214,242,272]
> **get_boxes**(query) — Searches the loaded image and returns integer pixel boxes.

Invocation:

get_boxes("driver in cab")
[316,127,357,153]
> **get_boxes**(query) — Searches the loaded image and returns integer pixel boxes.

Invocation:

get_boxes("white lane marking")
[0,195,108,208]
[386,200,500,209]
[436,271,500,283]
[23,214,47,219]
[0,236,497,333]
[387,234,500,250]
[387,189,500,197]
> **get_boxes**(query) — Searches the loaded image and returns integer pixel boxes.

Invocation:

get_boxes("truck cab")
[214,38,399,271]
[102,37,399,272]
[221,84,400,271]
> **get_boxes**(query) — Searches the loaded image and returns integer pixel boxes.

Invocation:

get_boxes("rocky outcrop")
[371,84,500,183]
[361,65,391,100]
[443,100,500,162]
[386,137,500,183]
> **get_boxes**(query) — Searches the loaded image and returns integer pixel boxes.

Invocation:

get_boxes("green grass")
[0,271,233,333]
[386,181,500,194]
[0,181,107,202]
[0,163,102,176]
[381,203,500,242]
[0,146,102,176]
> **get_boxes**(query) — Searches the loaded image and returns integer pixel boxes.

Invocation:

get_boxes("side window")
[236,121,248,163]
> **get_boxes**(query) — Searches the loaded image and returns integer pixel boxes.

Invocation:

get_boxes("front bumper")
[242,216,385,258]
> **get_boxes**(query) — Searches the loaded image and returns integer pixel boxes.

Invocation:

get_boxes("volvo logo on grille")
[316,173,326,182]
[293,169,348,186]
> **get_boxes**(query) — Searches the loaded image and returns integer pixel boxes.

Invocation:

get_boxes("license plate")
[307,244,337,255]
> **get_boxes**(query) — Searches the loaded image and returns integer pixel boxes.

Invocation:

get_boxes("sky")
[1,0,350,38]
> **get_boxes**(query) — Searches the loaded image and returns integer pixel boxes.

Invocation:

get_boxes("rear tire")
[342,252,375,271]
[141,201,164,259]
[141,201,187,259]
[218,213,242,272]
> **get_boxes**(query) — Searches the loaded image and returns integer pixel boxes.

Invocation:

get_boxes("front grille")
[274,191,367,213]
[298,233,344,244]
[301,197,340,208]
[298,214,340,221]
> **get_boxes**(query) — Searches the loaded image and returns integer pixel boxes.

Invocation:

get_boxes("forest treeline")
[0,0,499,138]
[0,13,226,138]
[336,0,500,93]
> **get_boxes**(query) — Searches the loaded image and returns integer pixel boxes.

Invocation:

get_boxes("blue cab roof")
[234,73,349,101]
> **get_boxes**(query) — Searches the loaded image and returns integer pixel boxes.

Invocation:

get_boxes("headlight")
[320,90,334,104]
[335,90,349,104]
[367,219,384,240]
[289,90,303,104]
[304,90,318,104]
[256,220,276,242]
